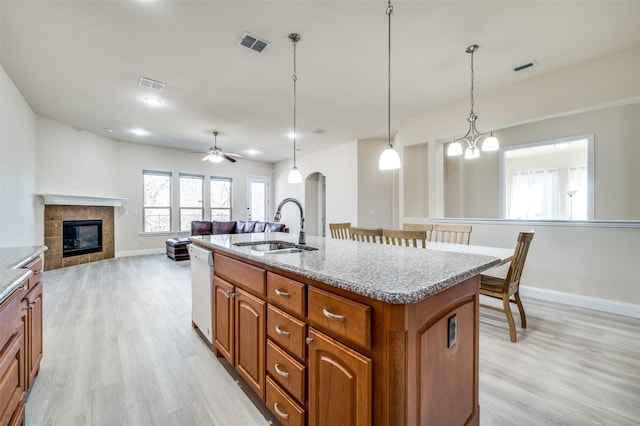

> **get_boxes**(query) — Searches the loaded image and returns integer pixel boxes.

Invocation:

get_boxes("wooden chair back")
[350,227,383,244]
[432,224,472,245]
[329,222,351,240]
[383,229,427,248]
[402,223,433,240]
[504,231,535,294]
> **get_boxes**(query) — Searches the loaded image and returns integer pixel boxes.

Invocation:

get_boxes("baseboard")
[116,248,165,258]
[520,285,640,319]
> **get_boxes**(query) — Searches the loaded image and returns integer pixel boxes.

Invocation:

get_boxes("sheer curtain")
[509,169,559,219]
[568,166,588,220]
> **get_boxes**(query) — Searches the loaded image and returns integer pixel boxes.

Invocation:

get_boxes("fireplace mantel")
[39,194,126,207]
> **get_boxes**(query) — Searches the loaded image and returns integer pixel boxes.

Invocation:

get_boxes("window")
[210,177,232,221]
[501,135,593,220]
[180,174,204,231]
[143,170,171,232]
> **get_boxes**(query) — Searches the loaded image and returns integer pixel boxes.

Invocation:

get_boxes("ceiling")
[2,1,639,163]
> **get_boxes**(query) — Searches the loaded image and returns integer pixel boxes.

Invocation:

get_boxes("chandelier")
[447,44,499,159]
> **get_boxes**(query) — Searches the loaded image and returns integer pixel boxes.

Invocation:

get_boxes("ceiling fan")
[195,131,242,163]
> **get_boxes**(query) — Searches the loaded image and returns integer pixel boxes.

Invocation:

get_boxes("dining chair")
[329,222,351,240]
[479,231,535,342]
[383,229,427,248]
[350,227,383,243]
[432,224,472,245]
[402,223,433,240]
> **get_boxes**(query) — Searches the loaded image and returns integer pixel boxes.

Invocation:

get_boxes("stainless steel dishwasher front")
[189,244,214,344]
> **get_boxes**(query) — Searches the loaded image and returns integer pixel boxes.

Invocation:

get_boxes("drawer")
[0,289,23,347]
[214,253,265,297]
[23,257,43,290]
[267,305,306,361]
[266,340,305,403]
[266,273,305,317]
[266,376,305,426]
[307,287,371,350]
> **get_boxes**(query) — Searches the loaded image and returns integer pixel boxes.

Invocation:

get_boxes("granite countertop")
[0,246,48,304]
[190,233,513,304]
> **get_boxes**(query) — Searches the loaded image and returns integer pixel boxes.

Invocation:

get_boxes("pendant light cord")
[292,36,298,167]
[470,47,475,117]
[387,1,393,149]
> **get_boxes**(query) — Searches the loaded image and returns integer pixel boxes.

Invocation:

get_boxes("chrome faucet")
[274,198,305,245]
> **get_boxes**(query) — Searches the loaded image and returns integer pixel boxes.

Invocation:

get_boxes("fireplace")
[63,220,103,258]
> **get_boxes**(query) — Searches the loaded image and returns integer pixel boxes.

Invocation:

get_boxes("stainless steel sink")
[233,240,318,254]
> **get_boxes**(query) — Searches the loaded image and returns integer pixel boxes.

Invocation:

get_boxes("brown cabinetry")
[0,284,27,426]
[213,254,267,400]
[21,255,44,390]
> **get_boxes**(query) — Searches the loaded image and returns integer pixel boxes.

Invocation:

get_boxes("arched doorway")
[304,172,326,237]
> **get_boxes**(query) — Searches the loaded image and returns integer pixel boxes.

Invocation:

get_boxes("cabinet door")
[234,288,266,400]
[0,331,25,426]
[213,277,234,363]
[307,328,372,426]
[26,282,43,388]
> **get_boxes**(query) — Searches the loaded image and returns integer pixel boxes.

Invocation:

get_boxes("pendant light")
[287,33,303,184]
[447,44,499,159]
[378,0,401,170]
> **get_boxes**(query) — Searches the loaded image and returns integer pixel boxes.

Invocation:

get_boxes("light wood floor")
[26,255,640,425]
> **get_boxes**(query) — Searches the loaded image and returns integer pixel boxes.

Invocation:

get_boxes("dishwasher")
[189,244,214,344]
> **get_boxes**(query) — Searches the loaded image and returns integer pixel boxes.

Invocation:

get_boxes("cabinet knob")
[18,284,27,292]
[273,402,289,420]
[275,326,290,337]
[322,308,345,322]
[274,288,290,298]
[305,337,314,345]
[274,363,290,378]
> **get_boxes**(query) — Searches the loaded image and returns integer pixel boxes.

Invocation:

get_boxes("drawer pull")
[273,402,289,420]
[18,284,27,292]
[305,337,314,345]
[275,326,290,337]
[322,308,345,322]
[275,288,290,297]
[274,363,290,378]
[34,270,43,274]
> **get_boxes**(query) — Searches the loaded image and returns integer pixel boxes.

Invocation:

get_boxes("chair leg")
[503,295,518,342]
[514,291,527,329]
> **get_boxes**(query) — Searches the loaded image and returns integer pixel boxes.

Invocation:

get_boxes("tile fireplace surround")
[44,205,115,270]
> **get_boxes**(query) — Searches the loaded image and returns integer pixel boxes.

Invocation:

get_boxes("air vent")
[239,32,270,53]
[138,77,165,91]
[513,61,537,72]
[312,128,327,135]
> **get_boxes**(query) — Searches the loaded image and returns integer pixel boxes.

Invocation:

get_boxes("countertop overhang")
[190,233,513,304]
[0,246,48,304]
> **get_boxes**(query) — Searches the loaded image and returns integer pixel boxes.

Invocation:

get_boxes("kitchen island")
[190,233,512,426]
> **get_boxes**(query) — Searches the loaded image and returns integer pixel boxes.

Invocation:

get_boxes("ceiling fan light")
[379,146,401,170]
[482,134,499,151]
[288,166,302,183]
[447,141,463,156]
[210,154,224,163]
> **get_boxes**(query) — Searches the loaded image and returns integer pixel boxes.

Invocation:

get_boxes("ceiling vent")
[239,32,270,53]
[138,77,165,91]
[513,61,537,72]
[312,128,327,135]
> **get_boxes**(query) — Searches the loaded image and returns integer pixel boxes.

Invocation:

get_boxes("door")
[213,277,234,363]
[304,172,326,237]
[307,328,372,426]
[234,288,266,400]
[247,176,270,222]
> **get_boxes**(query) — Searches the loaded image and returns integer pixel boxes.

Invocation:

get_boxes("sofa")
[190,220,287,236]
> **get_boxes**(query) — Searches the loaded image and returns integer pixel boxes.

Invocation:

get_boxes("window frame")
[142,170,172,234]
[210,176,233,221]
[499,134,594,220]
[179,173,205,232]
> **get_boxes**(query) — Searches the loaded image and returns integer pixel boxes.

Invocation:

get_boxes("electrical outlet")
[448,314,457,348]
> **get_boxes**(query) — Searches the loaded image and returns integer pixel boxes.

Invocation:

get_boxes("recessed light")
[104,128,113,133]
[131,128,148,136]
[244,149,260,156]
[143,96,162,106]
[287,132,297,139]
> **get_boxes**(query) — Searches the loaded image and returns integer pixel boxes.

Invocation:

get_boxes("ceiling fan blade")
[223,154,237,163]
[202,154,212,162]
[226,152,242,158]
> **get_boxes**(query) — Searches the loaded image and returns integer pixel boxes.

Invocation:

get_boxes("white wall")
[273,141,358,237]
[0,66,37,247]
[34,116,274,254]
[357,138,395,228]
